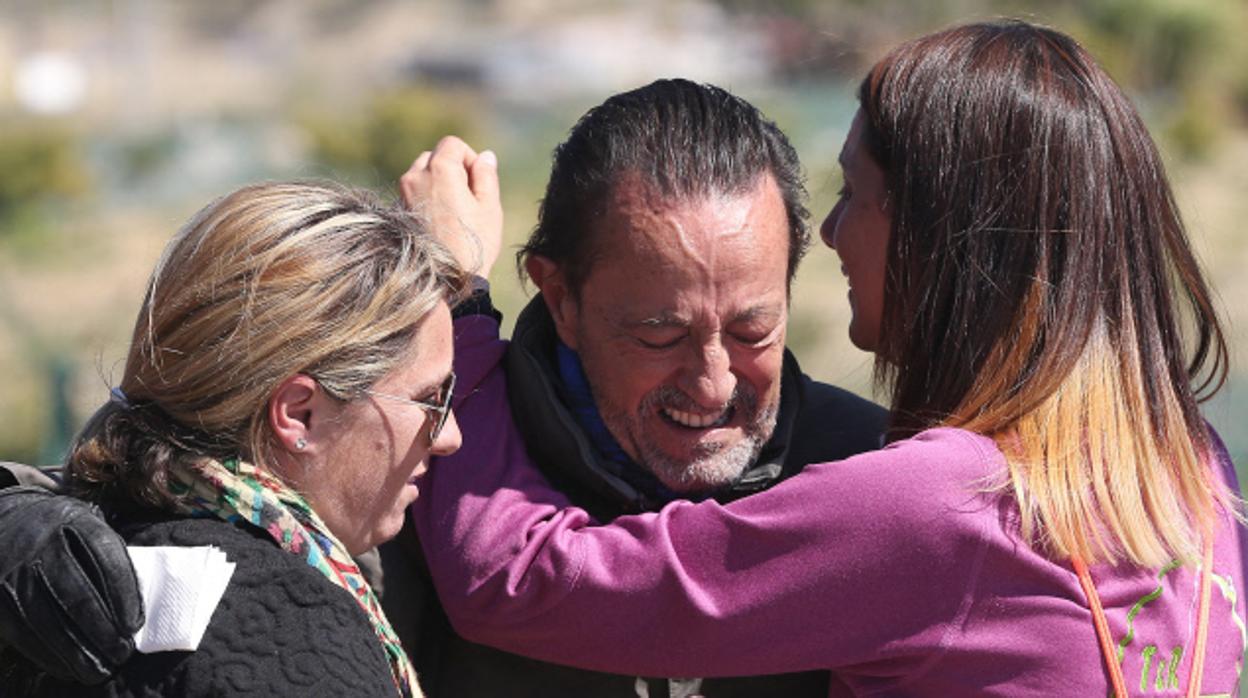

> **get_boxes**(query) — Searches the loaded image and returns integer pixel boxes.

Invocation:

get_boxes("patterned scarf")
[167,457,419,698]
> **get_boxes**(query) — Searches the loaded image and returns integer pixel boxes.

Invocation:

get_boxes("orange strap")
[1073,555,1131,698]
[1187,537,1216,698]
[1073,536,1214,698]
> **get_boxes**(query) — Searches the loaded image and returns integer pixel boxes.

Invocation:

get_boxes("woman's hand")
[399,136,503,284]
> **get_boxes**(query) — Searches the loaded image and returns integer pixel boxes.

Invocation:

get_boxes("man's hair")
[519,78,809,293]
[66,181,467,510]
[859,20,1229,567]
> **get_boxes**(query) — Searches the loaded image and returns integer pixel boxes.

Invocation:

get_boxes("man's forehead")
[591,171,788,259]
[575,172,791,323]
[617,301,786,328]
[601,170,778,215]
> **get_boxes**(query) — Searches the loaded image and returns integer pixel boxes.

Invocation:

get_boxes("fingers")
[0,584,83,682]
[27,504,139,678]
[424,136,478,185]
[430,135,478,168]
[410,137,482,177]
[61,511,145,635]
[399,151,433,210]
[469,150,500,205]
[0,488,56,575]
[5,562,112,684]
[43,535,136,673]
[0,489,140,683]
[400,136,477,212]
[397,135,503,280]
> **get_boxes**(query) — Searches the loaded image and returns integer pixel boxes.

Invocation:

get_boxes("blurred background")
[1,0,1245,486]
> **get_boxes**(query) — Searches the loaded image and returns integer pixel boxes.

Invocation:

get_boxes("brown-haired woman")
[410,20,1247,696]
[2,181,466,696]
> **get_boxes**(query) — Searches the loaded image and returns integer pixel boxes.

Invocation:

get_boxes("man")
[393,79,886,697]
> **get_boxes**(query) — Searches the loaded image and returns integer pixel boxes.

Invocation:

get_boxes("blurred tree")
[0,122,90,228]
[116,132,180,185]
[300,86,483,186]
[37,356,75,466]
[1075,0,1247,159]
[1079,0,1235,88]
[711,0,1248,159]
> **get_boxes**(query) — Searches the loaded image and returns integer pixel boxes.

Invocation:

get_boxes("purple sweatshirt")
[413,314,1248,697]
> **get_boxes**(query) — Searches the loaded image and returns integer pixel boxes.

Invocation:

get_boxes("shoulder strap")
[1187,537,1216,697]
[1073,534,1214,698]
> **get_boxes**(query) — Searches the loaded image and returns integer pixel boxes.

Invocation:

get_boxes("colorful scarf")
[167,457,419,698]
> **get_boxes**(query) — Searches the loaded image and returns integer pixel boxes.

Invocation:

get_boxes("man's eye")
[636,335,683,350]
[731,329,777,347]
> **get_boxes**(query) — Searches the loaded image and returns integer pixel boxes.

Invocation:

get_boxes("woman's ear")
[268,374,322,458]
[525,255,581,350]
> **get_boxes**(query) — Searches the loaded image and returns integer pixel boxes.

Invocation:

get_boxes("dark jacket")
[389,296,888,698]
[2,514,397,698]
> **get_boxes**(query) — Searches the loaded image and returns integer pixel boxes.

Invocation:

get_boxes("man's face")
[552,173,790,493]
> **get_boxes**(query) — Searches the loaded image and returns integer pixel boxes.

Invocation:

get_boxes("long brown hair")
[67,182,466,511]
[859,20,1229,566]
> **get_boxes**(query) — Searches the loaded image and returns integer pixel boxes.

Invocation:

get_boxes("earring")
[294,437,307,451]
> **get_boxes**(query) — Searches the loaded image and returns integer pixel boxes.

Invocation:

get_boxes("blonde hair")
[960,318,1223,567]
[68,181,467,509]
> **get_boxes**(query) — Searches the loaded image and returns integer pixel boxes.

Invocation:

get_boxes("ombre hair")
[67,181,467,511]
[858,21,1230,566]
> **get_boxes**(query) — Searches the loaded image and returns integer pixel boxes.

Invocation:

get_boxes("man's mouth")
[661,405,734,429]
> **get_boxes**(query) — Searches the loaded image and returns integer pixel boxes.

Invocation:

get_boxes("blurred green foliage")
[1079,0,1237,88]
[0,121,90,227]
[116,131,179,185]
[300,86,484,186]
[715,0,1248,160]
[1074,0,1247,159]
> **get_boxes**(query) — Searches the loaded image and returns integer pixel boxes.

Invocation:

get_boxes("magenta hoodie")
[412,313,1248,697]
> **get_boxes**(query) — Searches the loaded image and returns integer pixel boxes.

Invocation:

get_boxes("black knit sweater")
[1,515,397,697]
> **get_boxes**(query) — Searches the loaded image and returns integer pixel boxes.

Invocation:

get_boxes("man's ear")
[268,374,323,460]
[525,255,581,350]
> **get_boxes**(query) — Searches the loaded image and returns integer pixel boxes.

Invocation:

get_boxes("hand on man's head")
[400,135,504,284]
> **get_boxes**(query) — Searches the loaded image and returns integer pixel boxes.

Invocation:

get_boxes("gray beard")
[637,412,776,492]
[602,384,780,494]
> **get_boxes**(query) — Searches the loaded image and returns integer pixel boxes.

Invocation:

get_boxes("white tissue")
[127,545,235,653]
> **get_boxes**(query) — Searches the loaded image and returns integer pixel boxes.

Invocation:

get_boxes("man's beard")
[600,383,779,494]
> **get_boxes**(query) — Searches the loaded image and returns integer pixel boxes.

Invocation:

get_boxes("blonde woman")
[1,181,466,697]
[412,21,1246,696]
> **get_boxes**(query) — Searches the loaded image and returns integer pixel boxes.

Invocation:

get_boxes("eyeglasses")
[364,372,456,445]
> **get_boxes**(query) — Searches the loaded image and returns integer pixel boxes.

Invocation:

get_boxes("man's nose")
[680,342,737,409]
